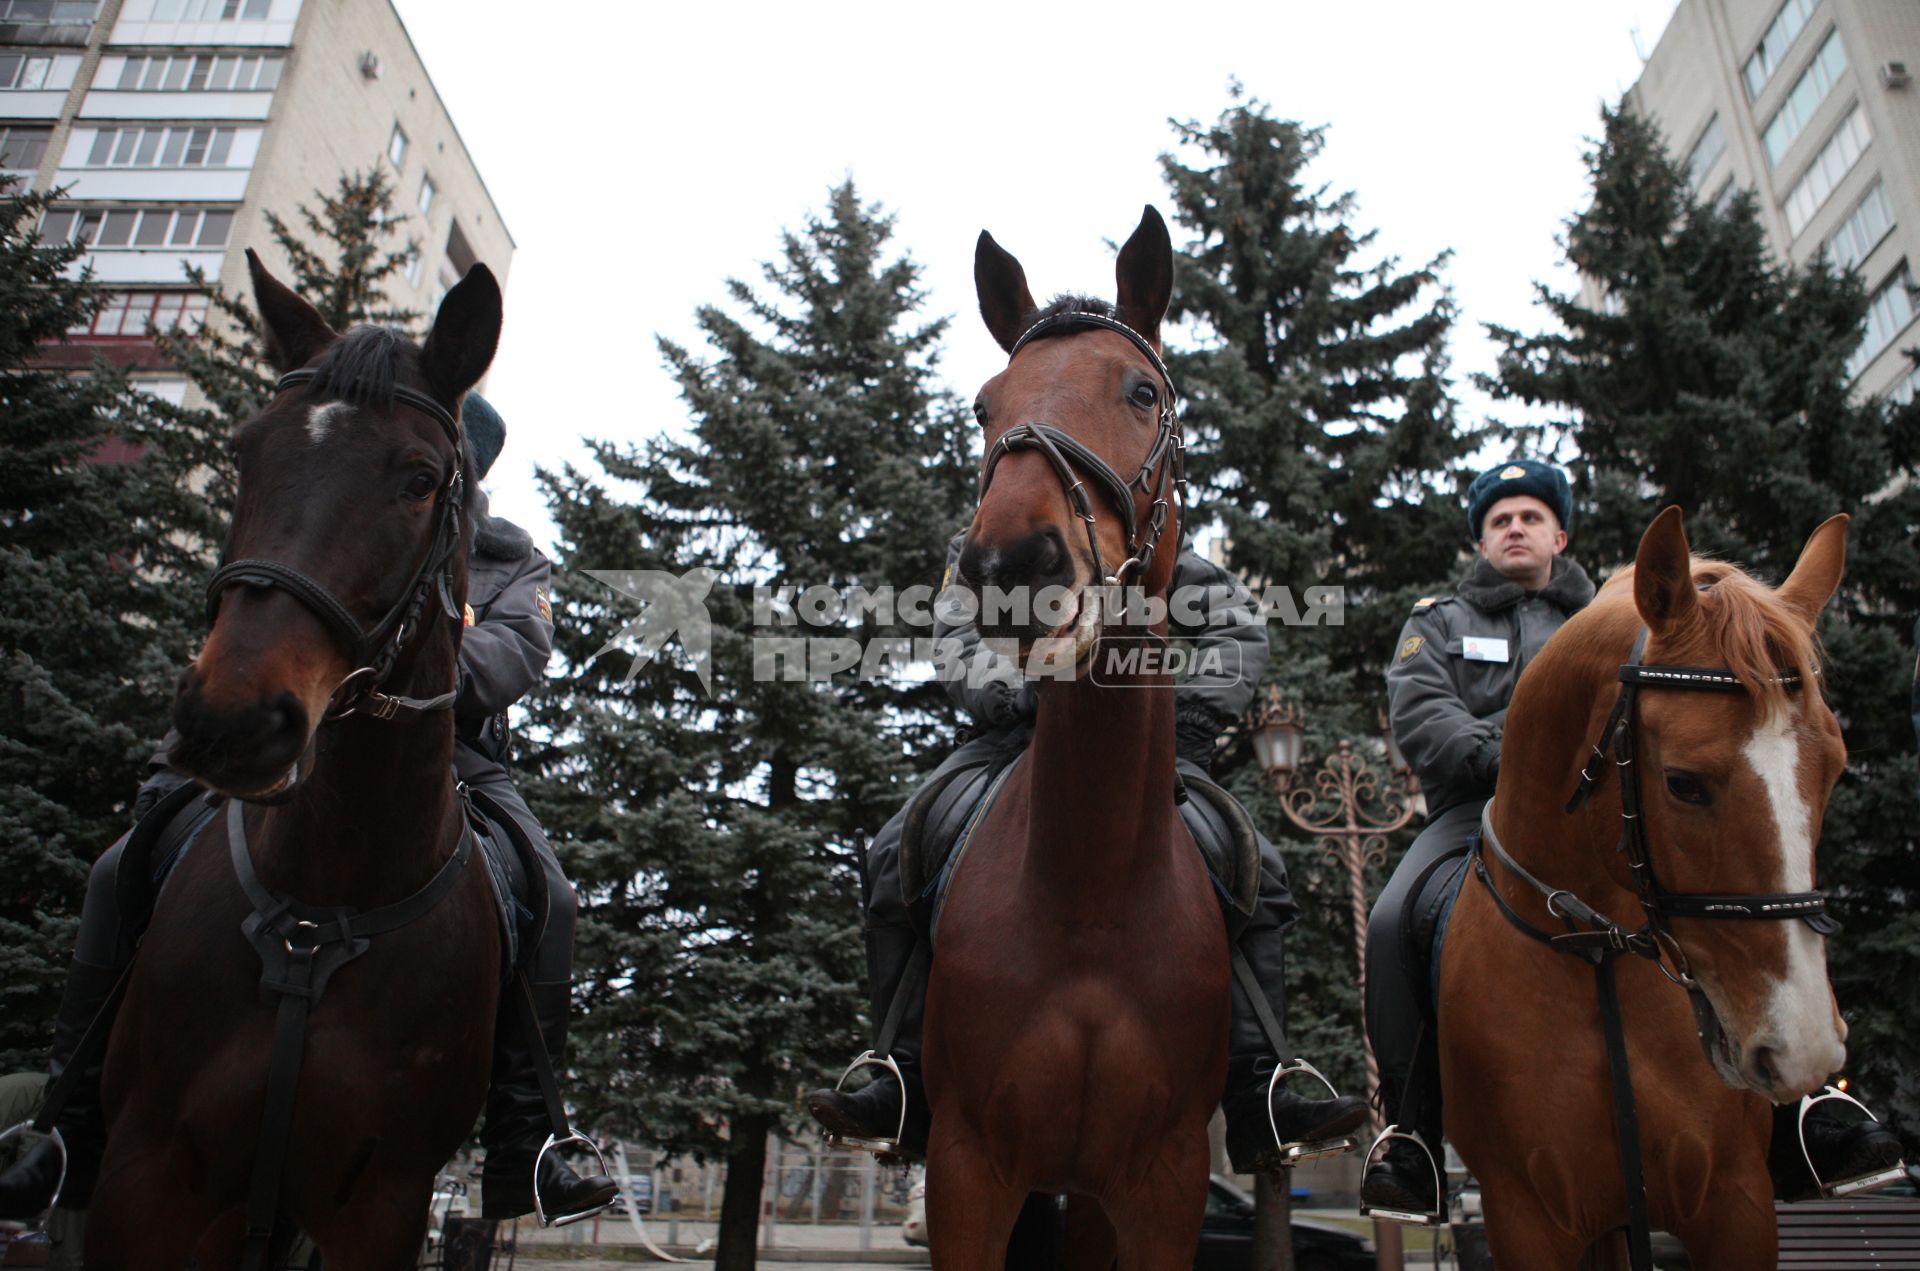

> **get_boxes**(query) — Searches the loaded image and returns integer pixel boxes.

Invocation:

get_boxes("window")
[0,125,50,170]
[1846,264,1915,381]
[404,247,423,286]
[1762,29,1847,167]
[83,125,241,168]
[1684,114,1727,193]
[1745,0,1817,99]
[1826,182,1894,274]
[114,53,283,91]
[40,204,235,248]
[0,0,98,22]
[148,0,272,19]
[417,173,435,216]
[0,54,54,89]
[387,123,406,168]
[1889,362,1920,406]
[1784,106,1871,237]
[67,289,208,339]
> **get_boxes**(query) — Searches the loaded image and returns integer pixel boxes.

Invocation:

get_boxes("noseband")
[977,311,1185,593]
[203,370,467,722]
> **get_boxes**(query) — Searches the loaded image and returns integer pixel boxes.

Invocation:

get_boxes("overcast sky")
[390,0,1682,553]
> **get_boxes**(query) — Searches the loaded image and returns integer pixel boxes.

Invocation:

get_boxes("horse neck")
[251,630,462,906]
[1021,639,1178,905]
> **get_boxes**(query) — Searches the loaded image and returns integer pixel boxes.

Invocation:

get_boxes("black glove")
[1175,705,1230,774]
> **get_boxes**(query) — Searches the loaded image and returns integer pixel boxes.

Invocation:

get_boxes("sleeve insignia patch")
[535,587,552,623]
[1500,464,1527,479]
[462,603,475,627]
[1412,596,1437,610]
[1399,635,1424,661]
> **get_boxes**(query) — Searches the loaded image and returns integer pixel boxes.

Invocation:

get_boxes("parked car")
[902,1179,928,1247]
[1195,1175,1374,1271]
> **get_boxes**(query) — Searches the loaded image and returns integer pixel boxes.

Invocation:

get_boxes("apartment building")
[0,0,511,402]
[1624,0,1920,401]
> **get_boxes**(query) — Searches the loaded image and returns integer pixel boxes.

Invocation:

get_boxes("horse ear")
[247,248,336,374]
[421,264,502,403]
[1633,505,1699,635]
[1775,513,1849,626]
[975,230,1036,353]
[1114,205,1173,345]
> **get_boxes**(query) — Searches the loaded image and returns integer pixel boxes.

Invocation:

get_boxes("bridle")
[204,369,467,724]
[977,311,1185,598]
[1473,624,1839,1271]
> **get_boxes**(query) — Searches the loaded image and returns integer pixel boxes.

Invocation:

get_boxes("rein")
[204,370,467,724]
[977,312,1185,597]
[1472,626,1838,1271]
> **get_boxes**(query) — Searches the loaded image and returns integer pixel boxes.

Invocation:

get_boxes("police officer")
[1361,459,1595,1216]
[0,396,615,1227]
[806,531,1368,1174]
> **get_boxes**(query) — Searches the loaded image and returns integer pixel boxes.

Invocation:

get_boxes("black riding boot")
[1769,1098,1907,1202]
[479,980,617,1222]
[1219,934,1369,1175]
[1360,1023,1445,1217]
[806,923,930,1156]
[0,959,122,1218]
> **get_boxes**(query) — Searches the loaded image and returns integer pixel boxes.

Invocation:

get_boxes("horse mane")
[1018,293,1120,336]
[305,324,416,412]
[1607,557,1823,713]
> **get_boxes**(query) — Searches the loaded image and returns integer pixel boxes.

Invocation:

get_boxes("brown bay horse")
[923,207,1228,1270]
[85,252,504,1268]
[1440,507,1851,1268]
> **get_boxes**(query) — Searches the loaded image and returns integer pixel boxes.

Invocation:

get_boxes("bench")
[1777,1196,1920,1269]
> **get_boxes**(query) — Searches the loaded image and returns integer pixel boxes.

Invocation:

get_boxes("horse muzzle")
[169,666,318,801]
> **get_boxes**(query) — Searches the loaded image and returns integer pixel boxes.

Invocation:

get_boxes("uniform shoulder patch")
[535,586,552,623]
[1411,596,1438,611]
[1399,635,1424,662]
[462,603,475,627]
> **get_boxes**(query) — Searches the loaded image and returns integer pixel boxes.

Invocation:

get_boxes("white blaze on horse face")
[1742,706,1847,1092]
[306,401,353,444]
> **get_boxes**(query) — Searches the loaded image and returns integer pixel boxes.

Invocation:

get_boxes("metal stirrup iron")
[1359,1124,1445,1225]
[1797,1086,1909,1199]
[820,1051,910,1157]
[1264,1059,1358,1164]
[532,1130,615,1228]
[0,1123,66,1224]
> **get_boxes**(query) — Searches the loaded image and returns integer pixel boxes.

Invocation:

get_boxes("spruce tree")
[0,182,226,1068]
[1486,104,1920,1140]
[526,181,973,1271]
[1157,92,1473,1096]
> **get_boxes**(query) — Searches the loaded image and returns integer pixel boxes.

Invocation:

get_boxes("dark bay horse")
[1440,507,1851,1268]
[923,207,1228,1270]
[85,251,505,1269]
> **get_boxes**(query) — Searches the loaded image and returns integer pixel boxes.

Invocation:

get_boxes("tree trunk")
[714,1113,773,1271]
[1253,1170,1295,1271]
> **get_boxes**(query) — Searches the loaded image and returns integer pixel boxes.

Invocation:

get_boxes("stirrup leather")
[1265,1060,1359,1164]
[821,1051,907,1157]
[1797,1086,1908,1199]
[532,1130,614,1228]
[1359,1124,1444,1225]
[0,1123,65,1224]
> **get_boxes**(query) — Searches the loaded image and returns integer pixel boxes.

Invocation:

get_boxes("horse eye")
[1131,382,1157,408]
[1665,772,1711,806]
[404,471,438,501]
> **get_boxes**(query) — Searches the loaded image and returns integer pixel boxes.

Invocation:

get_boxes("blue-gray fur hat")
[463,392,505,479]
[1466,459,1572,541]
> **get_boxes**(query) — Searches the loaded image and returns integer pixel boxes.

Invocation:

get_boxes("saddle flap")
[463,785,547,977]
[1177,770,1262,918]
[899,761,995,903]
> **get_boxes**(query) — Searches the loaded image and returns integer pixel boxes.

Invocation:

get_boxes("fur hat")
[1466,459,1572,541]
[463,392,506,479]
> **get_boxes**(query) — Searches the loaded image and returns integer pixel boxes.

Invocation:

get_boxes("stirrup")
[531,1130,614,1228]
[0,1123,65,1222]
[1265,1060,1359,1165]
[1358,1125,1444,1225]
[821,1051,907,1158]
[1797,1085,1908,1199]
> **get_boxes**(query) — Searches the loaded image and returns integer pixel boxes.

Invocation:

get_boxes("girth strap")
[228,800,474,1271]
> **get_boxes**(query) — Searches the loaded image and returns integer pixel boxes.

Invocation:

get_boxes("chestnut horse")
[84,252,504,1269]
[923,207,1228,1270]
[1440,507,1851,1269]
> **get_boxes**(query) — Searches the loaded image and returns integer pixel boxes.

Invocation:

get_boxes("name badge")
[1461,636,1510,663]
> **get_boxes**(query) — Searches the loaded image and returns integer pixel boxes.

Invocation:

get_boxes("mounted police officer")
[806,529,1369,1175]
[1360,460,1905,1219]
[0,396,616,1227]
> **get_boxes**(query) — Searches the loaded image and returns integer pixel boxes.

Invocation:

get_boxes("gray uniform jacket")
[930,531,1269,730]
[454,491,553,779]
[1385,554,1595,815]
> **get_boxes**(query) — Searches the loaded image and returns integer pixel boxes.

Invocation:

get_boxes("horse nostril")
[1751,1044,1782,1089]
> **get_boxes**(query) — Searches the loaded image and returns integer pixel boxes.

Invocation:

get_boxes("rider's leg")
[0,836,136,1218]
[469,768,616,1222]
[1359,798,1486,1213]
[1768,1097,1906,1201]
[1217,823,1369,1174]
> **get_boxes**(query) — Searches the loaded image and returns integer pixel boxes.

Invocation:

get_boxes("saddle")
[896,747,1264,940]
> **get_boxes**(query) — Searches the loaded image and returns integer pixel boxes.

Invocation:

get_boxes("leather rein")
[204,370,468,725]
[977,311,1185,597]
[1472,625,1837,1271]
